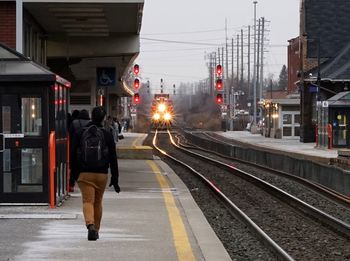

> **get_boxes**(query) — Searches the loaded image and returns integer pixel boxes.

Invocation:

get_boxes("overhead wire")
[141,26,241,36]
[141,37,220,46]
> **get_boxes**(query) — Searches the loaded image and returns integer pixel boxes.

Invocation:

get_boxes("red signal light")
[216,93,223,104]
[216,65,222,76]
[216,79,223,90]
[133,64,139,75]
[134,93,140,104]
[134,78,140,89]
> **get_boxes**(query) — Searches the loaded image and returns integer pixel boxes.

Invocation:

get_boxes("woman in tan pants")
[70,106,120,241]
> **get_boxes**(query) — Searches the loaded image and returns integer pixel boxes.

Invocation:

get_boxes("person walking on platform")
[70,106,120,241]
[69,109,90,192]
[69,109,80,129]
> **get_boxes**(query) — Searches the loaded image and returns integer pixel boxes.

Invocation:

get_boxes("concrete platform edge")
[156,160,232,261]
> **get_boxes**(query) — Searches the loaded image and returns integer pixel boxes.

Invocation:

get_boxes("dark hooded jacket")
[69,121,118,186]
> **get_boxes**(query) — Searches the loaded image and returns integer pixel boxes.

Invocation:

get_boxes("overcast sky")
[136,0,300,92]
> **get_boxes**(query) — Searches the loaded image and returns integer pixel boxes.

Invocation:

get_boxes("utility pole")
[260,17,265,101]
[230,37,234,131]
[218,48,221,65]
[248,25,251,100]
[225,19,229,81]
[209,53,213,96]
[257,18,261,102]
[240,29,244,88]
[231,38,234,82]
[236,35,239,88]
[253,1,258,126]
[221,46,224,74]
[225,19,230,130]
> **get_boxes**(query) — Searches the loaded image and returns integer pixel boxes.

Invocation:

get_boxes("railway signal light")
[133,64,139,75]
[216,93,223,104]
[215,78,223,90]
[216,64,222,76]
[134,78,140,89]
[134,93,140,104]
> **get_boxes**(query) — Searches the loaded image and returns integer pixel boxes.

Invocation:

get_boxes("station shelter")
[317,91,350,149]
[0,44,70,205]
[0,0,144,205]
[260,98,300,139]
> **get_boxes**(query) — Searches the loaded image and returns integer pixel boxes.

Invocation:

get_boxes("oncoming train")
[151,94,174,129]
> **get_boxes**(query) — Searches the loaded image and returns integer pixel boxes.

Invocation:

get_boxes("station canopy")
[0,43,69,84]
[327,91,350,107]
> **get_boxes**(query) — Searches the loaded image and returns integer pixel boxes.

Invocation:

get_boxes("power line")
[141,26,241,36]
[141,37,219,46]
[142,71,205,80]
[140,47,210,53]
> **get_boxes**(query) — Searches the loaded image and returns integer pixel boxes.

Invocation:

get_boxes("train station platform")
[0,133,231,261]
[215,131,338,163]
[202,131,349,196]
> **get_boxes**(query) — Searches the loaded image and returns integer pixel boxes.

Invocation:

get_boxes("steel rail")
[176,131,350,238]
[189,131,350,207]
[202,131,350,203]
[153,130,295,261]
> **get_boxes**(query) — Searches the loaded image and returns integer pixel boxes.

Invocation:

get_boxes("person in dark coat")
[70,106,120,241]
[69,109,90,191]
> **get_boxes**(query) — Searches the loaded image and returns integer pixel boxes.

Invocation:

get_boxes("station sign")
[4,133,24,138]
[220,105,228,112]
[96,67,116,87]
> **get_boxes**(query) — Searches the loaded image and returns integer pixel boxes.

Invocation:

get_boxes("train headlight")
[153,113,161,121]
[164,112,172,121]
[157,103,166,112]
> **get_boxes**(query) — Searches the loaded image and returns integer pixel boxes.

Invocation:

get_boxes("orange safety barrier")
[49,131,56,208]
[327,124,333,149]
[67,134,73,193]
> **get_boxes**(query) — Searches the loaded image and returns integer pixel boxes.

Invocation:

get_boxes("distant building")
[299,0,350,142]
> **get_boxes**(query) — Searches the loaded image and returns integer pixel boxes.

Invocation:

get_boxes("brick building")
[299,0,350,142]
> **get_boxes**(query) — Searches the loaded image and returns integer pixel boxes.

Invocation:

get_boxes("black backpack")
[77,125,109,169]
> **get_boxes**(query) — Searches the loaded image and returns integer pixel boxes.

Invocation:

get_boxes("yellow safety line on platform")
[147,160,195,261]
[132,135,142,147]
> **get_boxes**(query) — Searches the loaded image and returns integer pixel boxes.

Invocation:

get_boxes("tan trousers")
[78,172,108,231]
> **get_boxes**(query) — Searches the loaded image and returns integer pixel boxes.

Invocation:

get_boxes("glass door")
[282,112,300,138]
[0,91,48,203]
[332,112,348,147]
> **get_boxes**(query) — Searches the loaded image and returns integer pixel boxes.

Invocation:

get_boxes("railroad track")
[152,130,350,261]
[189,130,350,207]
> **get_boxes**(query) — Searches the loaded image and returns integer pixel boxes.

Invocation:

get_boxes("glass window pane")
[21,97,42,136]
[2,106,11,134]
[283,114,292,124]
[3,148,43,193]
[294,114,300,124]
[3,149,10,172]
[295,127,300,136]
[21,148,43,185]
[283,127,292,136]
